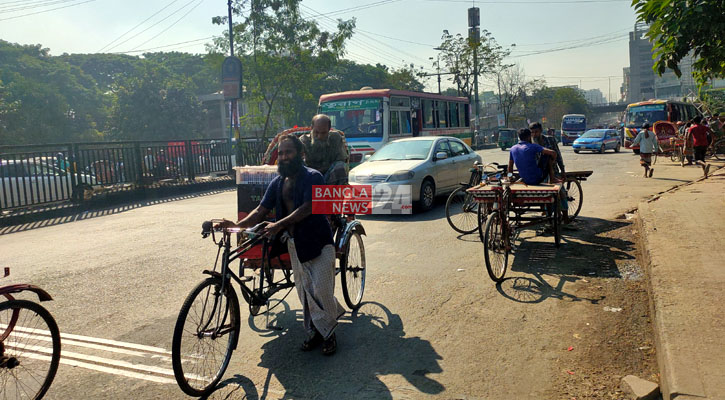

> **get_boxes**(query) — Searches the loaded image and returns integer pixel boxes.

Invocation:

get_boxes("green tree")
[434,30,509,100]
[632,0,725,88]
[109,63,206,140]
[213,0,355,138]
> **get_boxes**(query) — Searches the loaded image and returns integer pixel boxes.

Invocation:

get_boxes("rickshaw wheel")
[483,212,508,282]
[565,180,583,221]
[553,198,562,248]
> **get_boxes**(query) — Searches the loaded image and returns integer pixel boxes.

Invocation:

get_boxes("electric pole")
[468,7,481,145]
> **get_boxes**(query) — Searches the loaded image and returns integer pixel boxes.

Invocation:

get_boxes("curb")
[635,167,724,400]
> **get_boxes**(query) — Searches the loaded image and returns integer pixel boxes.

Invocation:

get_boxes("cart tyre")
[483,212,508,282]
[340,231,366,310]
[554,197,562,248]
[445,186,480,234]
[564,180,583,221]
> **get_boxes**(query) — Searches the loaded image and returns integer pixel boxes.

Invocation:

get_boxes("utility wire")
[0,0,96,21]
[128,0,204,51]
[0,0,79,13]
[103,0,198,52]
[97,0,179,52]
[113,36,214,54]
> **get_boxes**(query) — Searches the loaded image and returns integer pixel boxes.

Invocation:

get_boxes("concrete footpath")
[637,166,725,400]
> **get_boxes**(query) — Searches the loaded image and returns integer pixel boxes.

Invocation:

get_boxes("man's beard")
[278,154,304,177]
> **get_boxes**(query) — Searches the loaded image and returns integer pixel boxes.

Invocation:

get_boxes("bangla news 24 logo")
[312,185,412,215]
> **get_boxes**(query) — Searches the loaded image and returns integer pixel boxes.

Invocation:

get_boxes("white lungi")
[286,239,345,340]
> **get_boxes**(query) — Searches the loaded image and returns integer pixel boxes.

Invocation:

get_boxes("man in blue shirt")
[508,128,559,185]
[220,134,344,355]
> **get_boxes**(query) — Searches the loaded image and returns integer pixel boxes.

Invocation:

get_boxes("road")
[1,147,721,399]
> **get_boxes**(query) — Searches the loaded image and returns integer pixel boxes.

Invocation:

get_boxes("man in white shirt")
[631,123,660,178]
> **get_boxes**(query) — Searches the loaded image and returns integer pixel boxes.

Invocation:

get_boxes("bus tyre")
[416,179,435,213]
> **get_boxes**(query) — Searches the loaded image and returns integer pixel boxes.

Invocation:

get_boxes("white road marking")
[3,324,210,385]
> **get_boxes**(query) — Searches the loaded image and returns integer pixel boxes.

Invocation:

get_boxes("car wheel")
[416,179,435,212]
[599,144,605,154]
[615,143,621,153]
[633,148,640,154]
[573,149,579,153]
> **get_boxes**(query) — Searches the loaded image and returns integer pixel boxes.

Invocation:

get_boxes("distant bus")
[561,114,587,145]
[623,99,701,153]
[318,88,472,166]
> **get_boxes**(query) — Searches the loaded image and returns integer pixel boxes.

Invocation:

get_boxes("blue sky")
[0,0,638,101]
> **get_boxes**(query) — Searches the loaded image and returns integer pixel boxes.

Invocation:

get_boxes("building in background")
[584,88,606,105]
[626,22,655,103]
[621,67,630,102]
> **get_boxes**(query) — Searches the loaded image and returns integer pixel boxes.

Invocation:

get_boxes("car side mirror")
[435,151,448,161]
[363,154,372,162]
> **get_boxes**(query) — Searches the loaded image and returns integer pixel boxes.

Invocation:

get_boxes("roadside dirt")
[546,219,659,399]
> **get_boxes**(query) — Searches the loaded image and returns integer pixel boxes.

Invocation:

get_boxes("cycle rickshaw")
[171,128,367,397]
[467,169,592,282]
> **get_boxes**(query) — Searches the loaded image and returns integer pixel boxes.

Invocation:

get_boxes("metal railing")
[1,138,267,212]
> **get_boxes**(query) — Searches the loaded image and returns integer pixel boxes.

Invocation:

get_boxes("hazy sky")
[0,0,638,101]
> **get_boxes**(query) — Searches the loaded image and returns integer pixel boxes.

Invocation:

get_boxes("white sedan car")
[1,159,97,210]
[348,137,482,212]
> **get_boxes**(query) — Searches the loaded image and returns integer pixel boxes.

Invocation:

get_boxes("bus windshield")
[625,104,667,127]
[320,98,383,138]
[562,116,586,131]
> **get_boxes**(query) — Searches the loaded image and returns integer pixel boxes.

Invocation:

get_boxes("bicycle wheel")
[445,186,480,234]
[553,197,562,248]
[483,212,509,282]
[0,299,61,400]
[172,277,240,397]
[565,180,583,220]
[341,231,366,310]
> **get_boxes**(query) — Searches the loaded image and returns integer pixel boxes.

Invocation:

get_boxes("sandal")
[322,333,337,356]
[301,332,323,351]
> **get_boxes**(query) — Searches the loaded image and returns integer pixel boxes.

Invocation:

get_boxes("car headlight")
[387,170,415,182]
[348,172,356,182]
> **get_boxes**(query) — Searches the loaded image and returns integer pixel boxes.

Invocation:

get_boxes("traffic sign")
[222,56,242,100]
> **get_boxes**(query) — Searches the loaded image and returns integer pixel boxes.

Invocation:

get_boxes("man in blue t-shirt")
[508,128,559,185]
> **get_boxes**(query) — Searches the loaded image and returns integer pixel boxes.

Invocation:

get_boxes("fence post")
[185,140,195,181]
[133,142,144,187]
[70,143,81,201]
[227,138,233,176]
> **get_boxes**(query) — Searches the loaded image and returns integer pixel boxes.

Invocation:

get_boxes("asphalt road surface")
[1,146,721,399]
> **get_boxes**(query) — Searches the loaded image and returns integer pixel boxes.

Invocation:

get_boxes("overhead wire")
[0,0,96,21]
[103,0,198,52]
[0,0,80,13]
[127,0,205,51]
[97,0,179,52]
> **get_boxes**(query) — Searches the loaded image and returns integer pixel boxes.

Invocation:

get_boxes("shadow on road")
[496,217,635,304]
[204,301,444,399]
[0,187,235,235]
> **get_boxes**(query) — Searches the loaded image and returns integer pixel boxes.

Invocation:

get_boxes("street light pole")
[468,7,481,144]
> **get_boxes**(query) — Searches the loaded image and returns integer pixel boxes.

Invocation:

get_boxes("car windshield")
[320,98,383,138]
[625,104,667,127]
[581,130,605,138]
[369,140,433,161]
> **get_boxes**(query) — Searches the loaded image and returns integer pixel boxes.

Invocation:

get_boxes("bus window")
[449,102,459,127]
[423,99,435,128]
[464,105,470,127]
[439,101,448,127]
[390,111,400,135]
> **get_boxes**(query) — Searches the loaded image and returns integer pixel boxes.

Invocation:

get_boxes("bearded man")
[219,134,344,355]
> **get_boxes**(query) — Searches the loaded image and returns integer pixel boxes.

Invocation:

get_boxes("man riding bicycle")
[300,114,350,185]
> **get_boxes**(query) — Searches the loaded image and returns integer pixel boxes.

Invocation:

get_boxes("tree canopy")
[632,0,725,88]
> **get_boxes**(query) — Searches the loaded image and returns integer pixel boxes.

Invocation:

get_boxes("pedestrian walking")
[631,123,659,178]
[688,116,712,178]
